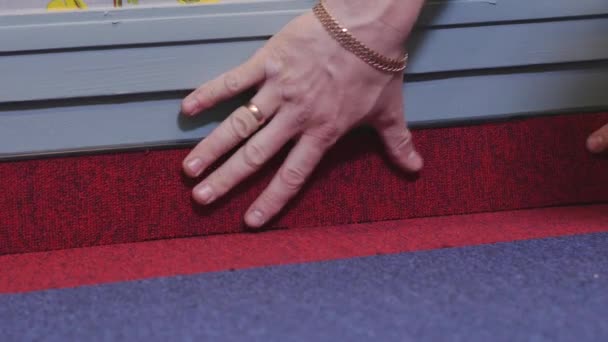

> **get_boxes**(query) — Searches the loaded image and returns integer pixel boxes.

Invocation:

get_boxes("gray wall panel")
[0,40,260,103]
[408,18,608,73]
[2,0,608,53]
[2,19,607,103]
[418,0,608,26]
[0,9,302,54]
[2,67,607,159]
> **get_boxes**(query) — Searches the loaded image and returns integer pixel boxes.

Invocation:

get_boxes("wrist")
[323,0,425,58]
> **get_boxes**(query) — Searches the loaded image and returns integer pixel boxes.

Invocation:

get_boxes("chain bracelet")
[312,0,408,73]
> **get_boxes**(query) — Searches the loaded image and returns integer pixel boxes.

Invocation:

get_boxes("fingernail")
[587,135,604,152]
[186,158,203,176]
[408,151,424,170]
[247,209,265,227]
[195,185,215,204]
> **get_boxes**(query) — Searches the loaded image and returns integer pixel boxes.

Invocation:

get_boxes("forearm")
[323,0,426,57]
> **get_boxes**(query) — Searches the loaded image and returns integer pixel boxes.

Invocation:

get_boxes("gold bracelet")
[312,0,408,73]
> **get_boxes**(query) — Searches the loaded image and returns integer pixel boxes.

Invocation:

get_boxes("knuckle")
[299,93,316,112]
[306,124,340,147]
[218,120,239,142]
[229,113,252,139]
[374,114,398,130]
[208,168,230,192]
[243,142,267,169]
[326,124,341,138]
[223,72,241,94]
[279,166,307,191]
[279,78,303,102]
[256,192,280,215]
[263,184,287,208]
[280,87,296,102]
[393,130,413,153]
[191,134,222,163]
[196,85,216,107]
[269,45,289,64]
[264,58,283,78]
[395,129,412,150]
[292,109,310,127]
[207,170,222,187]
[198,145,220,165]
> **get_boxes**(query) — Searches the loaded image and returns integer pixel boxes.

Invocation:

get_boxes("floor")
[1,205,607,341]
[1,233,606,341]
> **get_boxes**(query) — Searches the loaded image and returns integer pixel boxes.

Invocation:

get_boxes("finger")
[181,54,265,116]
[191,112,298,205]
[372,76,423,172]
[244,132,332,228]
[183,86,280,177]
[374,113,423,172]
[587,123,608,153]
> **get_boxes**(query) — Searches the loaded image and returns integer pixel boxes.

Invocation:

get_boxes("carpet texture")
[2,204,607,294]
[1,112,607,255]
[1,233,607,342]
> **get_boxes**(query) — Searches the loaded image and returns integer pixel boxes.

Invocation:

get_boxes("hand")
[587,124,608,154]
[180,6,423,228]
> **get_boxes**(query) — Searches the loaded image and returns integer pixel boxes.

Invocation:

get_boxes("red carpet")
[1,112,607,256]
[1,204,607,294]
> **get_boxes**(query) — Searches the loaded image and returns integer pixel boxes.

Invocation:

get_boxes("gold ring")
[245,102,265,123]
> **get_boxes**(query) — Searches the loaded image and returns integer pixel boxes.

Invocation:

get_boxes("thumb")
[587,123,608,153]
[374,113,424,172]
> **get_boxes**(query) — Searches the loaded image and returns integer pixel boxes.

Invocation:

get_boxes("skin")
[587,124,608,154]
[180,0,606,228]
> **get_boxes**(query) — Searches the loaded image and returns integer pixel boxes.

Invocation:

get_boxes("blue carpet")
[2,233,607,342]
